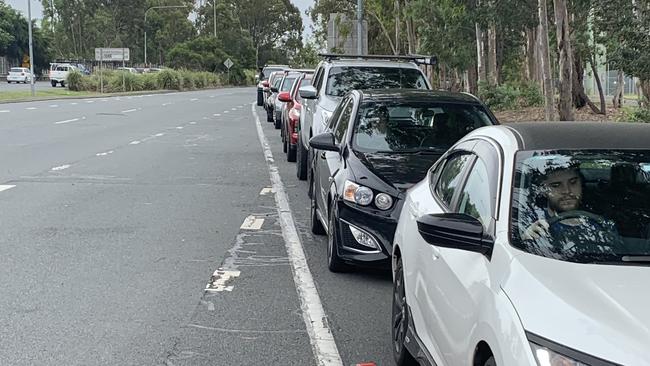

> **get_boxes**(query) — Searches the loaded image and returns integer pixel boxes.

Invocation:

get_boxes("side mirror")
[299,85,317,99]
[309,132,338,152]
[416,213,492,255]
[271,86,279,93]
[278,91,292,103]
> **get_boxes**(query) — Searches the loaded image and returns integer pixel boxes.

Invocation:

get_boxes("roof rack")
[318,53,437,65]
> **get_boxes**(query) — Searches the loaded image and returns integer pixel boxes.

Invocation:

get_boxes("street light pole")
[27,0,35,96]
[213,0,217,38]
[144,5,189,65]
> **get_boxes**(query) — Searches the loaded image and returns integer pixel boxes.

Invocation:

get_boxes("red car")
[279,72,313,162]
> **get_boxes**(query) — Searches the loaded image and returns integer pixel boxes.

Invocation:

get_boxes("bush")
[108,71,144,92]
[156,69,181,90]
[141,73,158,90]
[178,70,197,90]
[479,82,545,110]
[618,107,650,123]
[518,82,544,107]
[67,70,85,91]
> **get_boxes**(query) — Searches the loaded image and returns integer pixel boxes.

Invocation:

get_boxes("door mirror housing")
[278,91,292,103]
[270,86,279,93]
[309,132,338,152]
[299,85,317,99]
[416,213,493,256]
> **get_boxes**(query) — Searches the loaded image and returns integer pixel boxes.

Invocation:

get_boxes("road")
[0,87,393,366]
[0,80,54,92]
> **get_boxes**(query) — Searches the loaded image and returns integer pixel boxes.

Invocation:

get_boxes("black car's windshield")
[351,102,494,153]
[326,67,428,97]
[281,77,297,92]
[511,150,650,264]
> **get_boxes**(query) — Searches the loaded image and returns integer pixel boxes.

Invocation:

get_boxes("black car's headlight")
[528,333,616,366]
[343,180,393,210]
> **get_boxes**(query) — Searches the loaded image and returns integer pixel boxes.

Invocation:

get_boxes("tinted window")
[10,68,23,72]
[326,67,428,97]
[327,99,349,130]
[334,101,354,143]
[281,77,297,92]
[294,77,312,101]
[435,154,473,207]
[458,159,492,226]
[511,150,650,264]
[262,67,284,79]
[352,102,493,153]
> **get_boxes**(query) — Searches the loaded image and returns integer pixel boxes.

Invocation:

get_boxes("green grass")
[0,89,99,101]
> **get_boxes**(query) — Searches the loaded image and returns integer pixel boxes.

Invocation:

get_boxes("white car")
[392,122,650,366]
[50,64,77,87]
[7,67,33,83]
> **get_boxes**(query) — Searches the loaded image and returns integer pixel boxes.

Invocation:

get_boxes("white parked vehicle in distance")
[392,122,650,366]
[49,64,77,87]
[7,67,33,83]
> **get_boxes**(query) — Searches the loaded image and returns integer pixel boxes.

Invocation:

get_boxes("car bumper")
[334,200,403,269]
[7,76,27,82]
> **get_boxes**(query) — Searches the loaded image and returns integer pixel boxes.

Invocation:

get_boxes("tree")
[553,0,575,120]
[0,1,51,73]
[538,0,555,120]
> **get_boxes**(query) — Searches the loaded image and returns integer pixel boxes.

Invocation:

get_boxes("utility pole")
[27,0,35,96]
[213,0,217,38]
[357,0,363,55]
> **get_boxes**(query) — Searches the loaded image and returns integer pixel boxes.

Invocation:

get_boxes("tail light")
[262,81,269,87]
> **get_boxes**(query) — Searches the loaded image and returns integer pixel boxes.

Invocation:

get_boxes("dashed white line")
[0,185,16,193]
[122,109,137,113]
[49,104,59,108]
[162,102,171,106]
[176,126,184,130]
[70,102,78,105]
[55,117,85,125]
[231,107,237,111]
[130,140,141,145]
[26,107,37,110]
[252,103,343,365]
[213,113,221,117]
[224,111,229,114]
[190,98,199,101]
[85,100,94,104]
[189,121,197,125]
[96,150,114,156]
[0,110,9,113]
[51,164,71,171]
[155,133,165,137]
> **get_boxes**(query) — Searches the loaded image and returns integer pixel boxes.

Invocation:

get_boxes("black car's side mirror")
[309,132,339,152]
[271,86,279,93]
[416,213,493,256]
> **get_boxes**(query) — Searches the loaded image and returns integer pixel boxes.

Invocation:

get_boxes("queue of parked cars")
[258,54,650,366]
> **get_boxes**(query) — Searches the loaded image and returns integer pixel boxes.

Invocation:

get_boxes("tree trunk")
[572,53,587,108]
[640,79,650,109]
[538,0,555,121]
[475,23,486,84]
[553,0,575,121]
[369,10,397,55]
[526,28,539,82]
[612,70,624,108]
[468,63,478,95]
[588,57,607,115]
[487,23,498,85]
[395,0,400,55]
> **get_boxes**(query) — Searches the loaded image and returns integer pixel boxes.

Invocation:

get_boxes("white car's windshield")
[326,67,429,97]
[511,150,650,264]
[352,102,493,153]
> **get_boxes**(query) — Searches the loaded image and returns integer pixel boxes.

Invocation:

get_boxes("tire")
[392,258,418,366]
[310,185,326,235]
[266,108,274,122]
[274,114,281,129]
[296,134,308,181]
[256,89,263,106]
[60,81,65,88]
[51,80,57,87]
[484,357,496,366]
[327,203,349,272]
[287,144,296,162]
[282,132,288,153]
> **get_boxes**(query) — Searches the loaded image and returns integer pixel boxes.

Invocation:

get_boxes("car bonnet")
[502,251,650,365]
[351,150,440,191]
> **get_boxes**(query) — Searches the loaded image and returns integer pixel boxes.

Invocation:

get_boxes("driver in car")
[522,163,623,255]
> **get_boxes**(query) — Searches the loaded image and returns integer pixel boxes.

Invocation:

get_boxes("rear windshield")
[352,102,494,153]
[326,67,429,97]
[10,68,24,72]
[262,67,284,79]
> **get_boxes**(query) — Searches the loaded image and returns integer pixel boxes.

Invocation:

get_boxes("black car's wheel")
[310,185,326,235]
[256,89,263,106]
[282,130,288,153]
[392,257,418,366]
[51,80,57,87]
[296,134,308,180]
[327,203,349,272]
[484,357,496,366]
[287,144,296,162]
[274,114,281,129]
[266,107,274,122]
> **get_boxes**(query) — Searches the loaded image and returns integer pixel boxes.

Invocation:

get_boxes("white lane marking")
[176,126,184,130]
[51,164,71,171]
[231,107,237,111]
[49,104,59,108]
[189,121,197,125]
[224,110,229,114]
[206,269,241,292]
[26,107,37,110]
[260,187,273,195]
[70,102,78,105]
[209,95,216,98]
[122,109,137,113]
[0,110,9,113]
[252,103,343,365]
[55,116,86,125]
[155,133,165,137]
[0,185,16,192]
[240,215,264,230]
[130,140,141,145]
[96,150,114,156]
[85,100,94,103]
[162,102,171,106]
[190,98,198,101]
[213,113,221,117]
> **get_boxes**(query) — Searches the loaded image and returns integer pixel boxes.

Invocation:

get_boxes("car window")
[327,98,350,131]
[262,67,284,79]
[352,102,494,153]
[435,154,473,208]
[458,158,492,227]
[281,77,297,92]
[294,77,311,101]
[334,100,354,143]
[10,68,23,73]
[314,66,325,92]
[326,66,429,97]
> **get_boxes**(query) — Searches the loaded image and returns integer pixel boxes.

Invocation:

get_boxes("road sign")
[224,58,234,70]
[95,48,130,61]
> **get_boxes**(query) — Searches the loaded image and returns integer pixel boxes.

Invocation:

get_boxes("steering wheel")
[547,210,606,229]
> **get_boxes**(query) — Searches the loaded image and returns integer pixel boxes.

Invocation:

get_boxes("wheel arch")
[473,341,495,366]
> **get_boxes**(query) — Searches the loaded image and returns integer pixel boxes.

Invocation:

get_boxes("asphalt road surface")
[0,87,393,366]
[0,80,54,92]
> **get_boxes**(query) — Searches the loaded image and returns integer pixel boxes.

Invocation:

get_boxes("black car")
[256,64,288,106]
[308,89,499,271]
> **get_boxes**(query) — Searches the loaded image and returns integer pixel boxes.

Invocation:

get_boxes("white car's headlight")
[343,180,373,206]
[530,342,588,366]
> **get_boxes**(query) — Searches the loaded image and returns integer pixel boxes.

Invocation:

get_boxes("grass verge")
[0,89,99,102]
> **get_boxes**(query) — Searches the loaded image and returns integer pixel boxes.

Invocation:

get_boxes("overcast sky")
[6,0,315,40]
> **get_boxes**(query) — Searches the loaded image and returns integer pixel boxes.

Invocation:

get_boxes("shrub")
[156,69,181,90]
[67,70,85,91]
[618,107,650,123]
[108,71,144,92]
[518,82,544,107]
[479,82,519,111]
[141,73,158,90]
[178,69,197,90]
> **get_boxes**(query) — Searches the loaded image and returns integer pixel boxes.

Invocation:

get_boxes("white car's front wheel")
[392,257,418,365]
